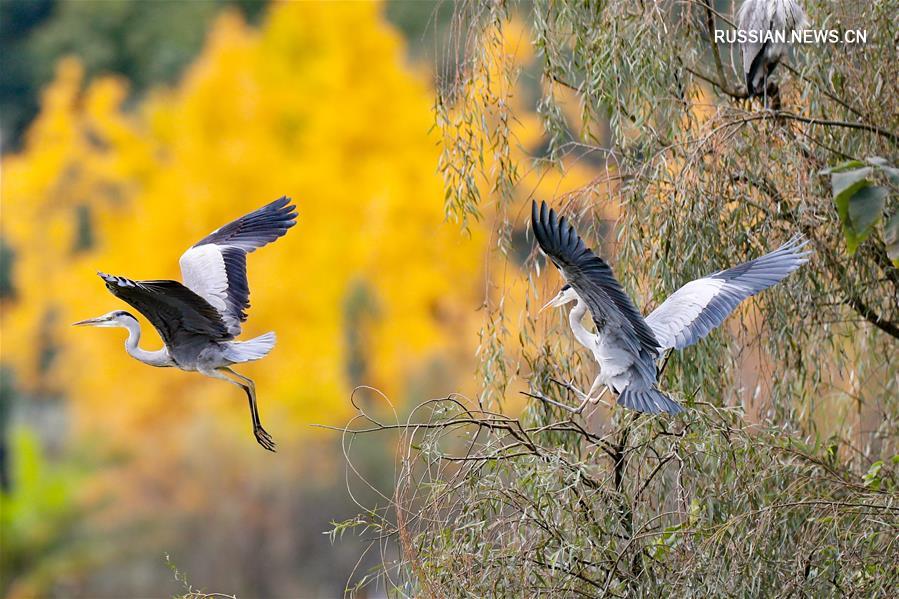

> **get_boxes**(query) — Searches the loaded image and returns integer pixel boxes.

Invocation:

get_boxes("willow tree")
[338,1,898,596]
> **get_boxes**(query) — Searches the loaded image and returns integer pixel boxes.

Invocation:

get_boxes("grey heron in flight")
[74,197,297,451]
[531,201,809,415]
[737,0,808,101]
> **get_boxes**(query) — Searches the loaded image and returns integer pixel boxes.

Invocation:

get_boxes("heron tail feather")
[224,332,276,363]
[617,387,683,415]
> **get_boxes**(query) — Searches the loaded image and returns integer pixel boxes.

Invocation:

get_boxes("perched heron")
[74,197,297,451]
[531,201,809,415]
[737,0,808,101]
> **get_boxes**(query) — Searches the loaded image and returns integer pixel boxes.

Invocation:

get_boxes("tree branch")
[843,295,899,339]
[684,65,748,100]
[730,173,899,340]
[704,3,736,98]
[764,112,898,146]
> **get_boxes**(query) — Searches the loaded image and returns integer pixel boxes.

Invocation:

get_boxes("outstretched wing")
[531,200,660,357]
[645,236,810,351]
[99,272,231,349]
[179,197,297,336]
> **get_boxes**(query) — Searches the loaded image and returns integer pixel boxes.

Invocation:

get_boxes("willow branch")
[760,112,898,145]
[685,65,748,99]
[843,295,899,339]
[704,3,731,97]
[731,173,899,340]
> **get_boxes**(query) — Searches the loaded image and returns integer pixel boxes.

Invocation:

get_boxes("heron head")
[541,284,578,312]
[72,310,136,328]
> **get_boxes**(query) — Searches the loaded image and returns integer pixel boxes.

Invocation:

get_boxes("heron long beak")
[72,317,105,327]
[540,292,564,313]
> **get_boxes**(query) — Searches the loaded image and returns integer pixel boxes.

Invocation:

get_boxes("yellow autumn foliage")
[3,3,471,443]
[0,3,607,593]
[1,1,597,469]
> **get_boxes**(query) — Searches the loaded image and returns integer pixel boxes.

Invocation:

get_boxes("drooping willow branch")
[329,385,898,597]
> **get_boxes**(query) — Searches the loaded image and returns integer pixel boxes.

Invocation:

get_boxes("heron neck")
[122,317,171,367]
[568,299,594,349]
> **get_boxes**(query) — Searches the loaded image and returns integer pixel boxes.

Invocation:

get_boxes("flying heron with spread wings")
[74,197,297,451]
[737,0,808,101]
[531,200,808,415]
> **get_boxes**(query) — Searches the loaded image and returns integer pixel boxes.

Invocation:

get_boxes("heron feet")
[519,378,608,415]
[552,377,608,414]
[521,390,584,414]
[550,378,589,401]
[254,425,277,452]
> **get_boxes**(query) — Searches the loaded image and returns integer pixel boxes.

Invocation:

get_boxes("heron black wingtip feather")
[97,272,132,289]
[531,200,548,251]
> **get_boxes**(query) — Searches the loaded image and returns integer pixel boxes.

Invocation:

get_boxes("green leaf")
[831,167,872,200]
[847,185,887,238]
[863,460,884,490]
[884,212,899,266]
[831,168,872,254]
[819,160,865,175]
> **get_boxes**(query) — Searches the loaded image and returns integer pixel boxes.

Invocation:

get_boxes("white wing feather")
[646,237,809,351]
[178,198,297,337]
[645,279,726,350]
[179,245,233,328]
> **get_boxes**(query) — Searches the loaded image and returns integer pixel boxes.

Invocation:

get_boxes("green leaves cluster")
[823,157,899,261]
[0,430,98,597]
[861,455,899,492]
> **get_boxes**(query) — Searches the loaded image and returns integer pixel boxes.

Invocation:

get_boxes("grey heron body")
[531,201,809,415]
[737,0,808,100]
[74,197,297,451]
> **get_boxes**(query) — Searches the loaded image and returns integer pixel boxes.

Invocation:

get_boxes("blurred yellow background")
[0,2,597,596]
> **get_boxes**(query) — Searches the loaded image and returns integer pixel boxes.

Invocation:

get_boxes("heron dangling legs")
[530,201,809,415]
[74,197,297,451]
[737,0,809,106]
